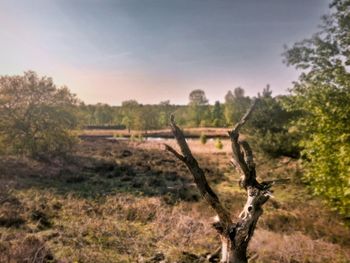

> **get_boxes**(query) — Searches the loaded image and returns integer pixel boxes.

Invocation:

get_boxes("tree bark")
[165,99,284,263]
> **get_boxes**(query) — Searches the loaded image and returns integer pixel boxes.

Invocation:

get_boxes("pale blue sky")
[0,0,330,105]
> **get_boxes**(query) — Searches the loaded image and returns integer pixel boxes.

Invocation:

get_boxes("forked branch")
[164,115,232,230]
[228,99,261,190]
[165,99,286,263]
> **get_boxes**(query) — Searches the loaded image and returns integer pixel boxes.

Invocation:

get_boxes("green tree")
[212,100,224,127]
[189,89,208,105]
[0,71,78,159]
[121,100,139,132]
[122,116,131,133]
[188,89,210,127]
[158,100,172,128]
[283,0,350,215]
[93,103,114,125]
[249,87,300,157]
[133,105,159,132]
[224,87,251,126]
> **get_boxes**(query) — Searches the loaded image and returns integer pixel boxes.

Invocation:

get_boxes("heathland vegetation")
[0,0,349,262]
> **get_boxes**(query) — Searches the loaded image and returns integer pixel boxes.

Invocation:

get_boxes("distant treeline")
[78,86,284,130]
[77,86,300,158]
[84,125,126,130]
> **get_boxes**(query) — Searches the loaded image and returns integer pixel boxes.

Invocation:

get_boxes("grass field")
[1,136,350,262]
[78,127,231,138]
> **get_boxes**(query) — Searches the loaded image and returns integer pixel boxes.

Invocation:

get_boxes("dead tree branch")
[164,115,232,230]
[165,100,286,263]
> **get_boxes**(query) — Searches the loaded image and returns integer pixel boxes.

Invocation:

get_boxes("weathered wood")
[164,115,232,230]
[165,100,284,263]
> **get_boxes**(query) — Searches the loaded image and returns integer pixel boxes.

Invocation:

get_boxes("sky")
[0,0,330,105]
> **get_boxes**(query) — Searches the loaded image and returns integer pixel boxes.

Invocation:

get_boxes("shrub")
[0,71,78,159]
[215,138,223,150]
[252,130,300,158]
[248,94,300,158]
[199,133,207,145]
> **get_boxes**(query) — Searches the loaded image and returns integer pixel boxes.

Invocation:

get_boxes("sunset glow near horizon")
[0,0,330,105]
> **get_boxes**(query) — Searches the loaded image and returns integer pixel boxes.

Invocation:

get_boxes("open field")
[1,137,350,263]
[78,127,232,139]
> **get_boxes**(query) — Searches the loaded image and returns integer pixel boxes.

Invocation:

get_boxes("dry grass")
[250,229,350,263]
[0,138,349,262]
[79,127,231,138]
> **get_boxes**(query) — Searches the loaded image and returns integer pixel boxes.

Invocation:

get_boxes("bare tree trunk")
[220,236,247,263]
[165,99,285,263]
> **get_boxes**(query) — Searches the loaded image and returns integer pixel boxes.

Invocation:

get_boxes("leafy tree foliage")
[211,101,225,127]
[224,87,251,126]
[249,86,300,158]
[158,100,173,128]
[121,100,139,131]
[188,89,208,105]
[93,103,114,125]
[133,105,160,132]
[0,71,78,159]
[188,89,210,127]
[283,0,350,215]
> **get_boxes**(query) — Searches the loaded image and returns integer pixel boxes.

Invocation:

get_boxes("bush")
[199,133,207,145]
[215,138,223,150]
[0,71,78,159]
[248,94,300,158]
[252,130,300,158]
